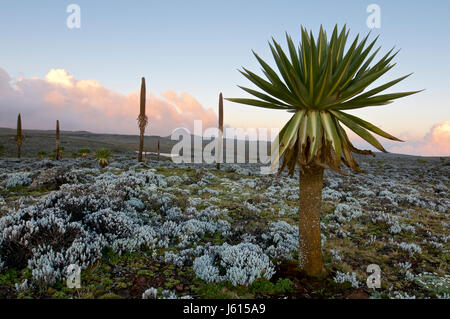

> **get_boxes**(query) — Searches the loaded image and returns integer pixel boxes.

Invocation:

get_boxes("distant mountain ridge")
[0,127,444,159]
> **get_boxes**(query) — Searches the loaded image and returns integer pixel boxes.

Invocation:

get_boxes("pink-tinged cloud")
[389,121,450,156]
[0,68,217,136]
[347,121,450,157]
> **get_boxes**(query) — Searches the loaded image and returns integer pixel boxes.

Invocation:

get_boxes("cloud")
[45,69,75,87]
[348,121,450,157]
[1,67,448,157]
[389,121,450,156]
[0,68,217,136]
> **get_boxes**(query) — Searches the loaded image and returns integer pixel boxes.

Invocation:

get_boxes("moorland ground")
[0,130,448,299]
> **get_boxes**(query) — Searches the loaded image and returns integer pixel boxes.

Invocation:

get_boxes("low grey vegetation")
[0,151,448,299]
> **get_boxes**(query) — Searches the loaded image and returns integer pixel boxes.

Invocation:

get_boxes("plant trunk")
[138,132,144,162]
[56,120,60,160]
[298,165,324,276]
[16,113,23,159]
[216,92,223,170]
[157,138,160,159]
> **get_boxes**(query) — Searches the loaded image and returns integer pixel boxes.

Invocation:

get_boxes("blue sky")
[0,0,449,155]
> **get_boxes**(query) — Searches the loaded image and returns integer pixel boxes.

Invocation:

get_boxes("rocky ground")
[0,153,448,299]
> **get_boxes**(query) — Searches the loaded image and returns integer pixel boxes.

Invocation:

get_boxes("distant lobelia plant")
[95,148,112,168]
[216,92,224,170]
[55,120,61,160]
[137,77,148,163]
[157,137,160,159]
[37,151,47,159]
[78,148,91,158]
[14,114,25,158]
[227,25,421,276]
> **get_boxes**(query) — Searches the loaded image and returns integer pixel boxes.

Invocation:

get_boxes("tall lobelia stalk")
[157,137,160,159]
[216,92,224,169]
[137,77,148,162]
[227,25,420,276]
[14,114,25,159]
[56,120,60,160]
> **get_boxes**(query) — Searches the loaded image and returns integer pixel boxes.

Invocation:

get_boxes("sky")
[0,0,449,156]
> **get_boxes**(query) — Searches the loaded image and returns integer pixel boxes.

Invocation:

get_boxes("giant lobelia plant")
[14,113,25,159]
[226,25,421,276]
[138,77,148,163]
[55,120,61,160]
